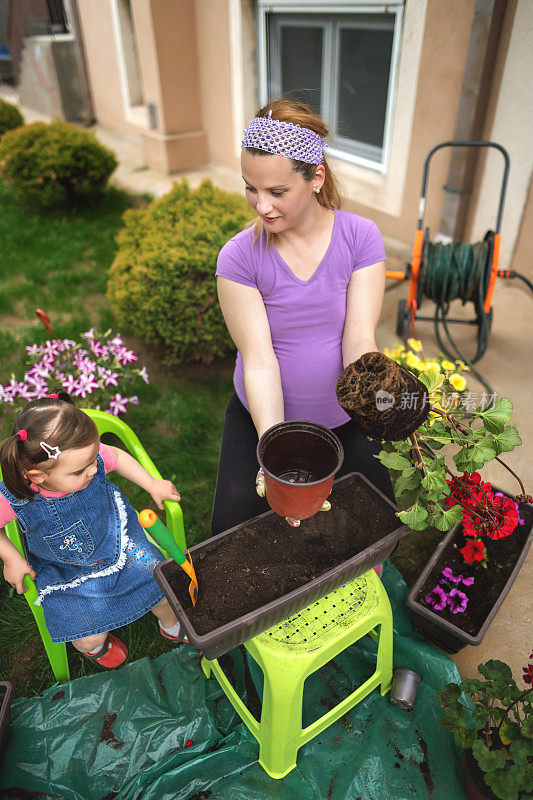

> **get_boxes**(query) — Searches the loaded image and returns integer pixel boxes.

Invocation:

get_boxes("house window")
[258,2,403,171]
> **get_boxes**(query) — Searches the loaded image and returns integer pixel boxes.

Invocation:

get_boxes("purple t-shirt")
[216,208,386,428]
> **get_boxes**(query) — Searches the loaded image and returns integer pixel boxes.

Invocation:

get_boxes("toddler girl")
[0,393,185,668]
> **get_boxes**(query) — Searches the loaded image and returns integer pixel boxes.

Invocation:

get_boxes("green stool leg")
[251,652,306,779]
[374,582,393,696]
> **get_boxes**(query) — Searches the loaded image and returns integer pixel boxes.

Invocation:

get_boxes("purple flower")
[425,585,448,611]
[138,366,149,384]
[99,368,119,387]
[447,588,468,614]
[90,340,109,359]
[81,328,97,340]
[106,393,128,416]
[26,344,43,356]
[114,346,137,366]
[461,576,475,586]
[442,567,463,583]
[128,395,139,406]
[109,334,123,348]
[62,375,81,394]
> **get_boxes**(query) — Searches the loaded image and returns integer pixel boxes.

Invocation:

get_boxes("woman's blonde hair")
[244,98,341,244]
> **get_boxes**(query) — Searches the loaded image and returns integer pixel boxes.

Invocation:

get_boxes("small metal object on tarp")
[390,667,422,711]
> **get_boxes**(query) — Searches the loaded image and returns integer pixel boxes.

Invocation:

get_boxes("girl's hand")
[149,478,181,510]
[4,555,36,594]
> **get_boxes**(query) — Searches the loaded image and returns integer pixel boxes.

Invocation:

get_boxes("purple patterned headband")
[241,111,324,165]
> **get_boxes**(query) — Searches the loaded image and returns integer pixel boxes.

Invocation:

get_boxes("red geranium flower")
[523,654,533,685]
[447,473,520,540]
[459,539,486,564]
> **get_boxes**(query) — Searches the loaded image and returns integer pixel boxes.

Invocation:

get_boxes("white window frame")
[257,0,404,174]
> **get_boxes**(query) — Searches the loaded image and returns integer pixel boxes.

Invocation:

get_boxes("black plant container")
[0,682,13,760]
[406,491,533,653]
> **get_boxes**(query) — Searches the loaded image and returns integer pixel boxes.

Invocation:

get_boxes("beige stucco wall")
[76,0,134,135]
[341,0,477,245]
[77,0,207,172]
[464,0,532,274]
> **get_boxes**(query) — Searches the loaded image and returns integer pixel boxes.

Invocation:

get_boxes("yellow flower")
[449,373,466,392]
[405,351,421,369]
[421,360,441,372]
[407,337,423,352]
[441,359,455,371]
[455,359,470,372]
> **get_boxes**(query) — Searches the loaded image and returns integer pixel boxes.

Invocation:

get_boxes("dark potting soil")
[167,476,400,635]
[416,501,533,637]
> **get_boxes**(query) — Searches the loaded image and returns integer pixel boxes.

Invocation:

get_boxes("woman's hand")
[148,478,181,510]
[3,554,36,594]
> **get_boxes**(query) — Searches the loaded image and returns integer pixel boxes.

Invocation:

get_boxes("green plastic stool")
[201,568,393,779]
[0,409,185,684]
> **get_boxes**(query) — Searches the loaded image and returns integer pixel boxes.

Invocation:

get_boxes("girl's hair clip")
[48,393,59,399]
[16,429,28,441]
[40,441,61,460]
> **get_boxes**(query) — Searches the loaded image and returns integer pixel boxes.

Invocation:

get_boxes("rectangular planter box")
[155,472,408,660]
[406,490,533,653]
[0,682,13,759]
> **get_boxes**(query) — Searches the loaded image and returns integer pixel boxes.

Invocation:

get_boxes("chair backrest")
[1,409,184,556]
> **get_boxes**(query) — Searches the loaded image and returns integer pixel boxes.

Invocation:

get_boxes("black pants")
[211,393,395,536]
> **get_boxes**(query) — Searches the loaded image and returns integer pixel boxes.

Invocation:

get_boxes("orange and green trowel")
[138,509,198,606]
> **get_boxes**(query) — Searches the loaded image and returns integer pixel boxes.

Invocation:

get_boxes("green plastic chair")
[202,568,393,779]
[0,409,185,684]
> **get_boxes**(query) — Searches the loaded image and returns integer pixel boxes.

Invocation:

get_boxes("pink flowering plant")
[0,327,149,417]
[424,567,474,614]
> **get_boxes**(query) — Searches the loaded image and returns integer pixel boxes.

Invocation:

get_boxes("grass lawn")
[0,182,234,697]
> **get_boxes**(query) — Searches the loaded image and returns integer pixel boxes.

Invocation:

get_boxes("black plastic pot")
[406,492,533,653]
[257,421,343,519]
[0,682,13,760]
[464,730,510,800]
[155,472,407,660]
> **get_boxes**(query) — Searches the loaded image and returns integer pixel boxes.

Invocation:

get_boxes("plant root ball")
[336,351,430,441]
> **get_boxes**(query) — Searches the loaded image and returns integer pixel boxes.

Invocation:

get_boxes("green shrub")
[0,120,117,207]
[0,100,24,138]
[108,179,254,364]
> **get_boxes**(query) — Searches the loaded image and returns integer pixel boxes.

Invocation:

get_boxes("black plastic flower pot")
[256,421,344,520]
[0,682,13,760]
[154,472,408,660]
[406,490,533,653]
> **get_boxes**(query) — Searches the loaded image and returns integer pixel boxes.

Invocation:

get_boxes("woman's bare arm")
[342,261,386,367]
[217,276,284,438]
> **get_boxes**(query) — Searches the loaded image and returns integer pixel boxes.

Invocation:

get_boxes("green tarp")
[0,564,468,800]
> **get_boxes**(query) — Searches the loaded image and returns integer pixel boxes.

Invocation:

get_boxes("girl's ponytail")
[0,434,34,501]
[0,394,98,501]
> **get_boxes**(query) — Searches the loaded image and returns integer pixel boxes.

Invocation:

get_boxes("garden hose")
[419,239,494,395]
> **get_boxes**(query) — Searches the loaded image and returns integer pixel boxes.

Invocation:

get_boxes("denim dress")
[0,455,165,642]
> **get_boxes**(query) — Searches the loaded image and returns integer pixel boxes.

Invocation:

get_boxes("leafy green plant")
[0,120,117,208]
[0,99,24,138]
[437,656,533,800]
[377,374,526,533]
[107,179,254,364]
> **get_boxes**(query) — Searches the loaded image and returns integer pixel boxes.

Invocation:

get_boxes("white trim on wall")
[109,0,148,128]
[229,0,245,158]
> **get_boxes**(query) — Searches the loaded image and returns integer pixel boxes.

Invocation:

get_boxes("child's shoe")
[83,633,128,668]
[159,621,189,644]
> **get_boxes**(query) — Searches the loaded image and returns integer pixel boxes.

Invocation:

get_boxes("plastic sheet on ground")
[0,563,468,800]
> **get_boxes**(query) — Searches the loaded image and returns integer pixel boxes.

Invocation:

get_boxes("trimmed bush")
[0,120,117,207]
[108,179,254,364]
[0,100,24,138]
